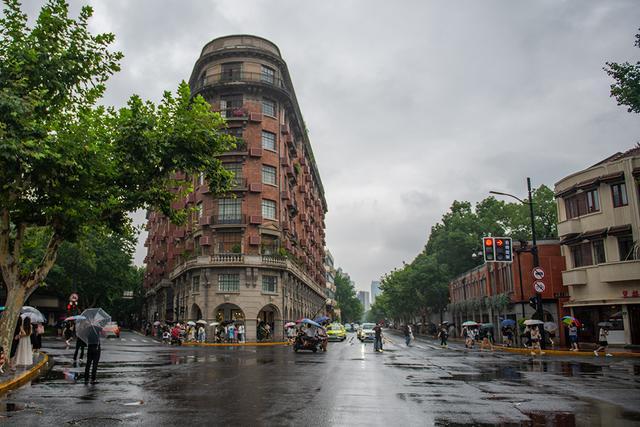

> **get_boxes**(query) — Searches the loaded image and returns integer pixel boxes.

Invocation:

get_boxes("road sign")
[532,267,545,280]
[533,281,545,293]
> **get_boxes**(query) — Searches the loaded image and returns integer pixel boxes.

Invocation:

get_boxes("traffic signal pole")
[527,177,545,349]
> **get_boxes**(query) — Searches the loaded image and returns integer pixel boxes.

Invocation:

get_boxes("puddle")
[0,402,25,413]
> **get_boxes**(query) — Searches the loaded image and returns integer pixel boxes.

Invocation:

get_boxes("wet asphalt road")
[1,331,640,426]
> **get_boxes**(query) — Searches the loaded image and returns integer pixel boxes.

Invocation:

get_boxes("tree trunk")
[0,284,27,358]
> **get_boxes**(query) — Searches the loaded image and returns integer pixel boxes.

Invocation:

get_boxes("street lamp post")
[490,177,546,349]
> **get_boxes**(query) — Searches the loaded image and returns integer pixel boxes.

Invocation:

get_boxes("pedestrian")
[188,326,195,342]
[238,323,245,343]
[73,337,86,362]
[0,347,5,374]
[227,323,235,343]
[403,324,412,347]
[198,325,206,343]
[233,324,239,343]
[594,326,612,357]
[162,328,170,344]
[466,328,476,349]
[15,316,33,366]
[84,325,102,385]
[30,322,43,354]
[373,323,383,352]
[530,326,545,356]
[523,326,532,349]
[480,329,494,352]
[63,322,74,347]
[568,323,579,351]
[9,317,22,371]
[438,325,449,348]
[265,323,272,340]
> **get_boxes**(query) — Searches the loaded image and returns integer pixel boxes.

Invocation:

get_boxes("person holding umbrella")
[568,322,579,352]
[594,322,612,357]
[76,308,111,384]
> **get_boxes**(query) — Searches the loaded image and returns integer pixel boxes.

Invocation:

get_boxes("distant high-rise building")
[357,290,370,311]
[370,280,381,303]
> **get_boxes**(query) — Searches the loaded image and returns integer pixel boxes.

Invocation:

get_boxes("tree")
[334,270,363,323]
[0,1,234,354]
[605,29,640,114]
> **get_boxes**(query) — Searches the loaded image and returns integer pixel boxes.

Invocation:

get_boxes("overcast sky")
[22,1,640,291]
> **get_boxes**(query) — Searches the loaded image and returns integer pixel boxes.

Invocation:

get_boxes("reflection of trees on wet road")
[1,331,639,425]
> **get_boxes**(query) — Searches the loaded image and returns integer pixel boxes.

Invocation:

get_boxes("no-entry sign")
[532,267,545,280]
[533,281,545,293]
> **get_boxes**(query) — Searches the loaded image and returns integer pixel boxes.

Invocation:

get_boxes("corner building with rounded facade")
[142,35,328,341]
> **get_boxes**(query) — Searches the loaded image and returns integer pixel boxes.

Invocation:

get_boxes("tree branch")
[23,232,64,292]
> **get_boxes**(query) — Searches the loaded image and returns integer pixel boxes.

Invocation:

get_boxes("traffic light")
[528,296,538,310]
[483,237,495,262]
[494,237,513,262]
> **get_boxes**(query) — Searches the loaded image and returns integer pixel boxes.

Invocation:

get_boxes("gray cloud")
[20,0,640,290]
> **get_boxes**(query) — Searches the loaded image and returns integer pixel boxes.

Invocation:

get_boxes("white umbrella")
[186,321,196,326]
[196,320,208,325]
[524,319,544,326]
[209,322,220,327]
[21,306,46,323]
[153,321,161,326]
[76,308,111,345]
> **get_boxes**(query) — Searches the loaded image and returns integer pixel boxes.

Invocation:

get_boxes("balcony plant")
[231,244,241,254]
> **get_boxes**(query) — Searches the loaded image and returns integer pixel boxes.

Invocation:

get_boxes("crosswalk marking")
[121,338,126,341]
[142,340,148,343]
[131,338,137,342]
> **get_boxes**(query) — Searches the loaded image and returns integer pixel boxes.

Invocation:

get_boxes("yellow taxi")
[326,323,347,341]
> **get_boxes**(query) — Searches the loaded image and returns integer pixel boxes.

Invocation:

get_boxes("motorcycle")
[293,332,322,353]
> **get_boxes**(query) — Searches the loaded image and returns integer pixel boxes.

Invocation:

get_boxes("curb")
[0,352,51,396]
[493,345,640,358]
[182,341,289,347]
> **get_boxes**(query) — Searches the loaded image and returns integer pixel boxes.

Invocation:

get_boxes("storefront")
[571,303,639,345]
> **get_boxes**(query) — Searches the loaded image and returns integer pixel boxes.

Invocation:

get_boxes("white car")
[357,323,376,341]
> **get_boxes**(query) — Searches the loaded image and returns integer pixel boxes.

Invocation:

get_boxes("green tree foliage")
[334,270,363,323]
[377,185,557,323]
[605,29,640,114]
[0,0,234,353]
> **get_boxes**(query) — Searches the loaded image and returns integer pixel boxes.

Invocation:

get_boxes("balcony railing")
[212,214,246,225]
[197,72,288,92]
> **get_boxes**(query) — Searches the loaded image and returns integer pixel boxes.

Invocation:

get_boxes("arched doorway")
[212,303,245,342]
[257,304,282,341]
[191,303,202,321]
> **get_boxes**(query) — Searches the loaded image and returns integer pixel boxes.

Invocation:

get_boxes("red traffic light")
[484,238,493,246]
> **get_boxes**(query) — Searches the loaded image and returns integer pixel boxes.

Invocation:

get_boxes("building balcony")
[195,72,289,95]
[562,268,588,286]
[212,214,246,226]
[557,218,583,236]
[600,260,640,283]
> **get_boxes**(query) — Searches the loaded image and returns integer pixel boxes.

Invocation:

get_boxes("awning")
[555,185,576,198]
[608,224,632,236]
[560,233,581,245]
[600,171,625,183]
[581,228,607,240]
[563,298,640,308]
[575,177,600,190]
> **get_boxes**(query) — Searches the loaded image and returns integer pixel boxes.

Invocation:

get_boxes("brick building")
[448,241,568,345]
[142,35,328,341]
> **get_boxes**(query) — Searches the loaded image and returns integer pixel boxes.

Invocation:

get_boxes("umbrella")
[500,319,516,327]
[480,323,495,329]
[284,322,297,328]
[153,321,161,326]
[186,321,196,326]
[314,316,330,324]
[209,322,220,327]
[597,321,613,328]
[562,316,581,327]
[65,315,87,322]
[524,319,544,326]
[462,321,478,327]
[544,322,558,332]
[21,306,46,323]
[300,318,323,328]
[196,320,208,325]
[76,308,111,345]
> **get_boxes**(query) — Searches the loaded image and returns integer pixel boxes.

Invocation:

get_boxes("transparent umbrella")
[21,306,46,323]
[76,308,111,345]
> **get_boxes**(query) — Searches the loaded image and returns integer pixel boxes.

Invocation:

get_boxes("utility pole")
[527,177,545,349]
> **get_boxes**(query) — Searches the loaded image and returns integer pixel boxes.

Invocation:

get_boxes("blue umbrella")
[300,318,322,328]
[500,319,516,327]
[314,316,330,324]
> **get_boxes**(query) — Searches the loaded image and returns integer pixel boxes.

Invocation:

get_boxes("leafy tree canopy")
[605,29,640,114]
[334,270,363,323]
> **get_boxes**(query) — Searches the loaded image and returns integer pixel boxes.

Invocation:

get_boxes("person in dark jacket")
[84,326,102,385]
[73,338,86,363]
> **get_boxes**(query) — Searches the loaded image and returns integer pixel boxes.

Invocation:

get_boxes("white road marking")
[121,338,126,341]
[142,340,148,343]
[131,338,137,342]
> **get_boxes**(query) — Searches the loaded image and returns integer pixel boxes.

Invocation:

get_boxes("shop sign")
[622,290,639,298]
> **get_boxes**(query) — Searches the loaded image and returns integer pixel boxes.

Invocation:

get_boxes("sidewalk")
[388,329,640,358]
[0,352,51,395]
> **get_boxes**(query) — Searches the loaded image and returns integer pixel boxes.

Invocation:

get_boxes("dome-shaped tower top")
[200,35,282,58]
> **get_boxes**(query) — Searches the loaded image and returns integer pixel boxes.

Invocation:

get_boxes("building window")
[565,189,600,219]
[224,163,243,187]
[220,94,244,118]
[198,173,205,187]
[262,275,277,293]
[611,182,628,208]
[262,165,276,185]
[570,242,593,268]
[218,274,240,292]
[261,66,275,84]
[262,98,276,117]
[217,198,241,223]
[196,202,203,219]
[261,235,279,255]
[262,199,276,220]
[592,240,606,264]
[192,275,200,293]
[261,131,276,151]
[218,232,242,254]
[221,62,242,81]
[618,234,636,261]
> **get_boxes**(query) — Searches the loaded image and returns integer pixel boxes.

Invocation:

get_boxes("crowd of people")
[146,321,248,345]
